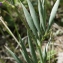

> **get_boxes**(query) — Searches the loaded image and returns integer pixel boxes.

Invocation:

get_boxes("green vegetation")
[0,0,62,63]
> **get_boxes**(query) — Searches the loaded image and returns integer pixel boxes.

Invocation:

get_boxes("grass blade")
[42,47,47,63]
[20,49,27,62]
[38,0,45,31]
[0,17,21,47]
[27,0,41,33]
[20,49,34,63]
[5,46,23,63]
[41,0,46,31]
[21,3,38,38]
[48,0,60,30]
[28,31,38,63]
[19,35,31,63]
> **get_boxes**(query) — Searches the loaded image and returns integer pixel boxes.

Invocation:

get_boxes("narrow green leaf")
[27,0,41,33]
[20,49,34,63]
[38,46,44,63]
[48,0,60,29]
[28,31,38,63]
[42,47,47,63]
[38,0,45,31]
[20,49,26,62]
[43,38,51,62]
[41,0,45,9]
[41,0,46,31]
[19,35,31,63]
[5,46,23,63]
[21,3,38,38]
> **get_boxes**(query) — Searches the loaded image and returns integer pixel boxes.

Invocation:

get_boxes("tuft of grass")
[0,0,60,63]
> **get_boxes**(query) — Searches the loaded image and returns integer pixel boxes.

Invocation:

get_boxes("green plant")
[0,0,60,63]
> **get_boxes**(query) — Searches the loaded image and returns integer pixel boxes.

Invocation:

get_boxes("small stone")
[57,52,63,63]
